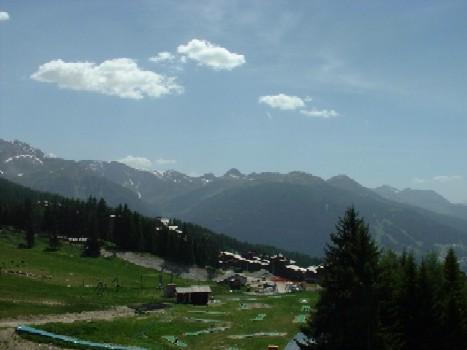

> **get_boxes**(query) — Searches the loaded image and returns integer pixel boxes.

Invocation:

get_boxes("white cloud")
[118,156,153,170]
[300,108,339,118]
[149,52,175,63]
[177,39,245,71]
[412,175,463,184]
[412,177,426,184]
[0,11,9,21]
[156,158,177,165]
[258,94,305,110]
[259,93,339,120]
[433,175,462,183]
[31,58,183,99]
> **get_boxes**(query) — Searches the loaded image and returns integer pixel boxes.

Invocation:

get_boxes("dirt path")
[0,306,134,349]
[115,251,211,281]
[0,305,133,328]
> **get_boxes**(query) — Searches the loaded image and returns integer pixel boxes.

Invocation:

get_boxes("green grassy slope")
[33,292,318,350]
[0,230,193,318]
[0,230,318,350]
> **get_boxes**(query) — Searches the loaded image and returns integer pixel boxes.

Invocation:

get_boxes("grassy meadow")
[0,230,318,349]
[0,230,194,318]
[37,292,317,350]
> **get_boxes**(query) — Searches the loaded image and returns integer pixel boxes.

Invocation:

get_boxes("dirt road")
[0,305,133,328]
[0,306,134,349]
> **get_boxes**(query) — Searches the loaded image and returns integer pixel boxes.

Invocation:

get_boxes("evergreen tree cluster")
[0,190,221,265]
[0,177,318,267]
[301,207,467,350]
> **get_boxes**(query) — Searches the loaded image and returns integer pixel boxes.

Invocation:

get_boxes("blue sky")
[0,0,466,202]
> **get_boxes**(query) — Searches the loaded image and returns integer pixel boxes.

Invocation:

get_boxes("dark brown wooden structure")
[175,285,212,305]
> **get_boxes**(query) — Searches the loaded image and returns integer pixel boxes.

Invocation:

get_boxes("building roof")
[175,285,212,294]
[286,264,307,272]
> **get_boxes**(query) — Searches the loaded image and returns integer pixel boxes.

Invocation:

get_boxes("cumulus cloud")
[300,108,339,118]
[149,52,175,63]
[433,175,462,183]
[118,156,153,170]
[258,94,305,110]
[0,11,9,21]
[156,158,177,165]
[177,39,245,71]
[31,58,183,99]
[259,93,339,119]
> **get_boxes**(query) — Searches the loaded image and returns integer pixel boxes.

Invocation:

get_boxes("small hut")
[175,285,212,305]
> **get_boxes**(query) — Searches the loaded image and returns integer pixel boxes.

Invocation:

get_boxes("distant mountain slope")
[0,176,318,266]
[0,140,154,215]
[374,185,467,221]
[172,178,467,256]
[1,138,466,258]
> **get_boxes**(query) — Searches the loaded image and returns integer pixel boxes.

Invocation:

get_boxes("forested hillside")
[2,139,467,259]
[0,177,318,267]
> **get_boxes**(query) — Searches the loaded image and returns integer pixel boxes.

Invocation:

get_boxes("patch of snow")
[0,169,4,175]
[86,160,106,172]
[17,173,23,177]
[152,170,164,178]
[136,191,142,199]
[4,154,43,165]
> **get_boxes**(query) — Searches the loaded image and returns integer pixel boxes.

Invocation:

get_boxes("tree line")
[0,177,318,267]
[0,193,219,266]
[300,207,467,350]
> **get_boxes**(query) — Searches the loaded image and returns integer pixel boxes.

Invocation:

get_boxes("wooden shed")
[175,285,212,305]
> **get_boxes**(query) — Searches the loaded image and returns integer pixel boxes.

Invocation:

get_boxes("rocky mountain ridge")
[1,138,466,258]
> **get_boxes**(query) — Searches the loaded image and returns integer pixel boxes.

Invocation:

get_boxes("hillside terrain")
[0,231,189,319]
[373,185,467,221]
[0,231,316,350]
[1,138,466,258]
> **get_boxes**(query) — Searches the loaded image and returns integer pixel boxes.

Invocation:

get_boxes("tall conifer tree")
[301,207,381,349]
[442,249,467,349]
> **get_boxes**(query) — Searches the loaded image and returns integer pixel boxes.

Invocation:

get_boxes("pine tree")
[47,231,60,251]
[397,253,419,350]
[441,249,467,349]
[96,198,109,240]
[23,198,35,248]
[301,207,381,349]
[377,250,404,349]
[83,210,100,257]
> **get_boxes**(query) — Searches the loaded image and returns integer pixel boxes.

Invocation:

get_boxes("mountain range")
[1,138,466,259]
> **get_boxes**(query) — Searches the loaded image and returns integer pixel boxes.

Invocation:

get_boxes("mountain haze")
[374,185,467,222]
[1,139,466,258]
